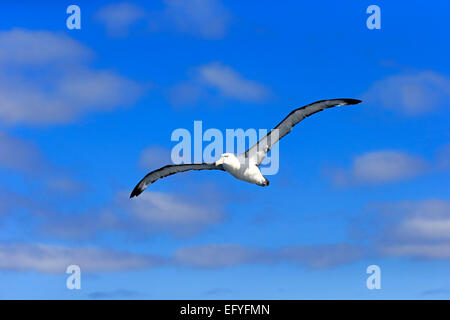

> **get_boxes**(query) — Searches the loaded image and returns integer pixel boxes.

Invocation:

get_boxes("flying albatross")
[130,98,361,198]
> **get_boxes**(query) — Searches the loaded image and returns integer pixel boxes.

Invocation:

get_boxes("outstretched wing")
[130,163,224,198]
[245,99,362,166]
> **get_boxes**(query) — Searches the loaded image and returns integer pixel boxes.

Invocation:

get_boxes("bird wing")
[130,163,224,198]
[245,99,362,166]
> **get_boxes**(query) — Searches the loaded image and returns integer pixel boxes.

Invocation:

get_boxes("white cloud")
[168,82,203,107]
[400,218,450,240]
[0,29,144,126]
[0,241,364,273]
[383,244,450,260]
[329,150,426,186]
[363,199,450,261]
[95,2,146,37]
[0,189,31,216]
[0,131,48,173]
[160,0,230,39]
[352,151,426,183]
[169,62,270,106]
[96,0,230,39]
[125,191,224,236]
[0,243,162,273]
[174,243,364,269]
[198,62,269,102]
[175,244,260,268]
[437,143,450,170]
[0,29,92,65]
[279,244,365,269]
[0,132,88,198]
[38,189,225,240]
[363,71,450,115]
[45,177,86,195]
[383,199,450,241]
[38,210,120,240]
[139,146,172,169]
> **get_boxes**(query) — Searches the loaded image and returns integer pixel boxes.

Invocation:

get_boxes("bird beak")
[215,159,223,166]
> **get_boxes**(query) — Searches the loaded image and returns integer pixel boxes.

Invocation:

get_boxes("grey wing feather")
[245,99,362,165]
[130,163,224,198]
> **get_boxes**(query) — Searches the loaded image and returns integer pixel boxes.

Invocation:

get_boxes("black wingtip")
[130,186,142,198]
[344,98,362,105]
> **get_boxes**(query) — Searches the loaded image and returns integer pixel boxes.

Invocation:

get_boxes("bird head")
[215,153,232,166]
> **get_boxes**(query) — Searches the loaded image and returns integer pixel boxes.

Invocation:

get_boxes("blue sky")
[0,0,449,299]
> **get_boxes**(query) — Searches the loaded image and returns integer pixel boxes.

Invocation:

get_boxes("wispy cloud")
[0,189,33,216]
[328,150,427,186]
[0,241,364,274]
[355,199,450,261]
[197,62,269,102]
[0,28,92,65]
[377,199,450,237]
[139,146,173,169]
[393,200,450,241]
[169,62,270,107]
[45,177,87,195]
[174,243,365,269]
[279,244,366,269]
[0,29,144,126]
[95,2,146,37]
[363,71,450,115]
[383,243,450,260]
[158,0,231,39]
[0,131,49,174]
[0,131,87,198]
[120,190,225,237]
[38,209,120,241]
[95,0,230,39]
[37,189,225,240]
[175,244,263,268]
[437,143,450,170]
[0,243,163,273]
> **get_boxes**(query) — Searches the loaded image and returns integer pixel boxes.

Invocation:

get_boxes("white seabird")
[130,98,361,198]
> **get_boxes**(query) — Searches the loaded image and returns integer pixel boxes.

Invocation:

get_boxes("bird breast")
[223,158,266,186]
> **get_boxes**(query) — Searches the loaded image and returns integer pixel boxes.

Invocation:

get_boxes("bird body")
[216,153,269,186]
[130,98,361,198]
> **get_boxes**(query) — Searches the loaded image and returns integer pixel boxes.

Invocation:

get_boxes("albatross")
[130,98,361,198]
